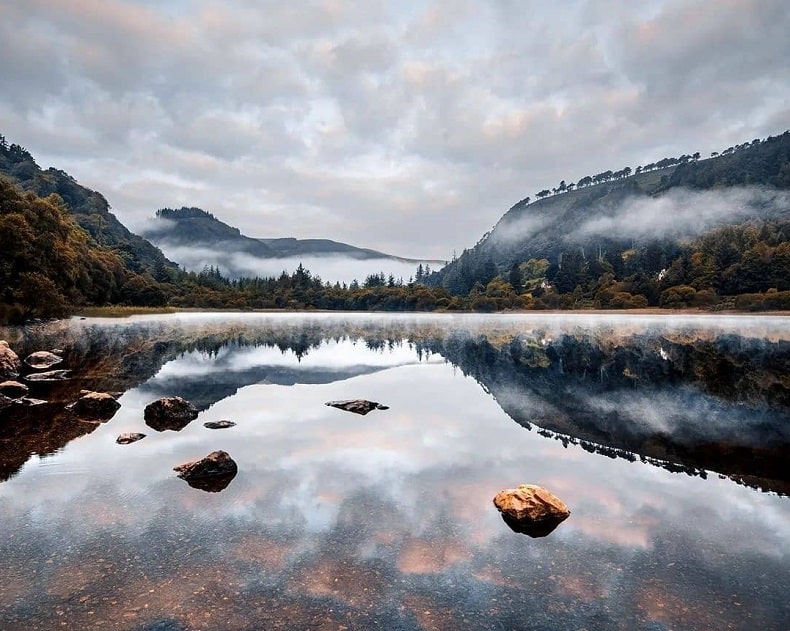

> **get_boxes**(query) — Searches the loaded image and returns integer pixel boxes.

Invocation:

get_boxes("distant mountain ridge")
[144,206,445,279]
[257,237,426,262]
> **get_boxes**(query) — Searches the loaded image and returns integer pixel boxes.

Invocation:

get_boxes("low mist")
[569,186,789,242]
[157,241,443,284]
[491,186,789,246]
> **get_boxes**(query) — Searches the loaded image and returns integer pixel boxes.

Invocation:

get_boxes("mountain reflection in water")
[0,312,788,630]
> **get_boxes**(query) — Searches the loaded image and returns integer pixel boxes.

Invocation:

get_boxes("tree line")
[524,136,776,204]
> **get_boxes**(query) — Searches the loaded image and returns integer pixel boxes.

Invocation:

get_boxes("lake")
[0,312,788,630]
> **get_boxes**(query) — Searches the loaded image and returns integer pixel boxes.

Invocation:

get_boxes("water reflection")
[500,512,568,538]
[0,313,787,630]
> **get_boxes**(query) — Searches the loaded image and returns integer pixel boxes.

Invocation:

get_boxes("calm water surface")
[0,313,788,630]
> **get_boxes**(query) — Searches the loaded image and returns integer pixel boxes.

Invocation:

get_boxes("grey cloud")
[1,0,788,260]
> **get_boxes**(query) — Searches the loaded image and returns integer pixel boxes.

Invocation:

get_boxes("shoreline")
[71,306,790,318]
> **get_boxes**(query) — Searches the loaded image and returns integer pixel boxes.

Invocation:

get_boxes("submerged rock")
[0,341,21,379]
[116,432,146,445]
[13,397,48,407]
[174,450,237,492]
[68,391,121,421]
[0,394,48,412]
[493,484,570,538]
[325,399,390,415]
[204,420,236,429]
[25,369,71,382]
[144,396,198,432]
[24,351,63,370]
[0,380,28,399]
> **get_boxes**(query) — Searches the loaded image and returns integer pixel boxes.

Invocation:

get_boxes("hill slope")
[0,135,176,275]
[434,131,790,301]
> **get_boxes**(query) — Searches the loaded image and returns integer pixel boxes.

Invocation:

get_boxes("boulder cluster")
[1,339,240,493]
[5,339,574,533]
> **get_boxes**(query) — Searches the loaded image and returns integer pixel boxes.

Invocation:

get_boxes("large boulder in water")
[173,450,237,492]
[144,396,198,431]
[493,484,570,538]
[24,351,63,370]
[68,391,121,421]
[325,399,389,415]
[0,380,28,399]
[0,341,21,379]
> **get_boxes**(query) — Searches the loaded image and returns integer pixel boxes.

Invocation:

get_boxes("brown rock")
[68,391,121,420]
[144,396,198,432]
[24,351,64,370]
[493,484,570,538]
[0,341,21,379]
[325,399,390,415]
[173,450,237,492]
[0,380,28,399]
[25,369,71,382]
[116,432,146,445]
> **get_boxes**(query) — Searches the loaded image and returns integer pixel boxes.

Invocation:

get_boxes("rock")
[173,450,237,492]
[325,399,390,415]
[68,391,121,420]
[203,420,236,429]
[493,484,570,538]
[0,341,21,379]
[0,380,28,399]
[25,369,71,382]
[24,351,63,370]
[81,389,122,399]
[144,396,198,432]
[0,394,46,412]
[116,432,146,445]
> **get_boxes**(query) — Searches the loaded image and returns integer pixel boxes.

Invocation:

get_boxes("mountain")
[0,135,177,276]
[142,206,446,282]
[259,237,419,260]
[433,131,790,306]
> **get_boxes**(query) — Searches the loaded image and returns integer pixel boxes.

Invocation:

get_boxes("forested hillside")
[0,135,176,275]
[431,131,790,310]
[0,178,128,320]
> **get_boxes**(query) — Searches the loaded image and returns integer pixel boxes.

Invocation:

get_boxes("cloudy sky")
[1,0,788,259]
